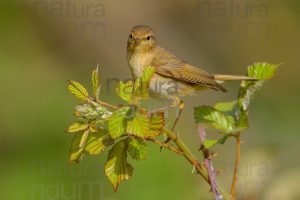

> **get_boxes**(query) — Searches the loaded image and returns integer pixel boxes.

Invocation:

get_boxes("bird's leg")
[158,99,184,151]
[146,98,184,151]
[163,100,184,145]
[147,104,176,115]
[172,100,184,131]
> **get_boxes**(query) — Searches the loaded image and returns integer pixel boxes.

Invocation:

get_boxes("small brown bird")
[127,25,255,131]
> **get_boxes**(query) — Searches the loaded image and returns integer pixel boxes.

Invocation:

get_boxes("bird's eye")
[146,36,151,40]
[129,34,133,39]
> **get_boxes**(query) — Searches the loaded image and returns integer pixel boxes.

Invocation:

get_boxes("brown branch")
[198,127,223,200]
[95,99,150,113]
[230,134,241,199]
[96,99,119,110]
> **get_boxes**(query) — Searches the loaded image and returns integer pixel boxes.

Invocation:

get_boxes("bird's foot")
[160,137,171,151]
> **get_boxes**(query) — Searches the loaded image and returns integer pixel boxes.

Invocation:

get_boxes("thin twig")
[95,99,151,113]
[230,134,241,199]
[96,99,119,110]
[145,137,184,155]
[171,100,184,131]
[198,127,223,200]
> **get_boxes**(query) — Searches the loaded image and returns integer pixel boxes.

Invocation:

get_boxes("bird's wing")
[151,47,226,92]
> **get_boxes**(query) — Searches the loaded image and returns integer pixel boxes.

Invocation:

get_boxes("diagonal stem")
[198,127,223,200]
[145,137,183,155]
[230,134,241,199]
[205,159,222,200]
[171,100,184,131]
[96,99,118,110]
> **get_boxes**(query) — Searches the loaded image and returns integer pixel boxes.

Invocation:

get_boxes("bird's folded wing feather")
[151,49,226,92]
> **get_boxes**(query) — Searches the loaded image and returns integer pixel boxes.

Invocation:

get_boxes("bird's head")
[127,25,157,52]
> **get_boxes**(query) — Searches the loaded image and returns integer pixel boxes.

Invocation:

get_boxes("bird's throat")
[128,45,156,78]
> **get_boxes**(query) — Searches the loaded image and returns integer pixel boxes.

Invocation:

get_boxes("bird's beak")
[133,38,142,41]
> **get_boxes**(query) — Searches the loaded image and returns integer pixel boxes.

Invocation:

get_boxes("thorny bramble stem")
[198,127,223,200]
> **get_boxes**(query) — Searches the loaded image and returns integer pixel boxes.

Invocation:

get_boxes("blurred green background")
[1,0,300,199]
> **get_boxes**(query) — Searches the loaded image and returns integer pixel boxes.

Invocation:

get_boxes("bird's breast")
[129,51,153,78]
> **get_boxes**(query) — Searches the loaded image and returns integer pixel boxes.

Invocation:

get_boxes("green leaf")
[89,122,98,133]
[94,118,109,130]
[133,77,142,95]
[247,62,278,80]
[218,135,228,144]
[126,113,149,137]
[116,66,155,103]
[85,132,113,155]
[133,66,155,99]
[105,139,133,192]
[141,66,155,83]
[214,101,238,122]
[202,140,218,149]
[128,137,148,160]
[194,106,236,134]
[147,114,164,137]
[202,136,228,149]
[69,133,84,163]
[108,107,132,139]
[214,101,237,113]
[79,129,89,148]
[65,122,89,133]
[69,130,113,163]
[92,66,100,100]
[116,80,133,102]
[236,114,249,131]
[68,80,89,101]
[238,63,278,112]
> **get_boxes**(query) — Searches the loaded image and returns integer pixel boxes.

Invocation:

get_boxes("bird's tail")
[213,74,257,81]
